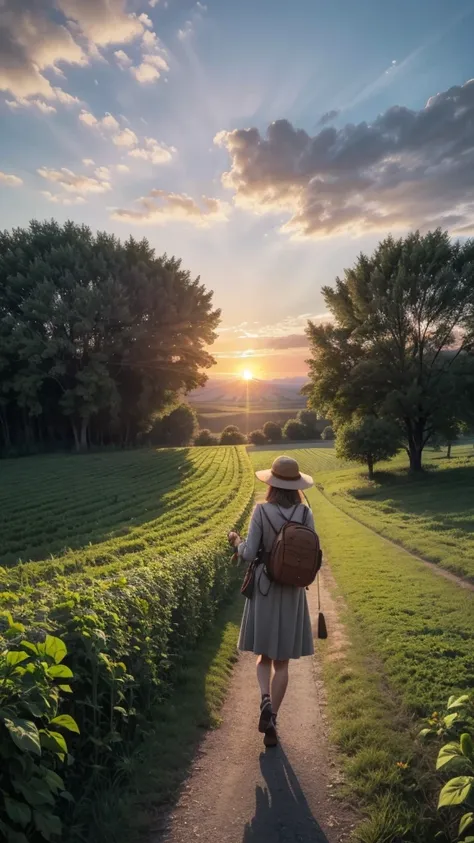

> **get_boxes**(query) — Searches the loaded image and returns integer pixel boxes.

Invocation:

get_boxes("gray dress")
[237,503,315,661]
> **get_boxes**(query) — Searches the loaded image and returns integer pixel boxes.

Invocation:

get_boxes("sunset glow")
[242,369,254,381]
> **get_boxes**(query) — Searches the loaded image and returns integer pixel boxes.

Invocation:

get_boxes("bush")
[150,404,197,447]
[194,428,218,446]
[336,416,401,478]
[220,425,247,445]
[248,429,267,445]
[283,419,307,441]
[321,425,335,441]
[263,421,282,443]
[0,620,79,843]
[297,409,321,440]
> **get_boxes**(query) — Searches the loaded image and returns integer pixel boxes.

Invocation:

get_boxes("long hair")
[265,486,304,508]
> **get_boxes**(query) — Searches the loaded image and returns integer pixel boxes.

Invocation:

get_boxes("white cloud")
[6,98,57,114]
[83,158,95,166]
[139,13,153,28]
[114,49,132,68]
[116,164,130,172]
[53,87,81,105]
[142,29,159,49]
[0,0,152,103]
[79,110,98,127]
[94,166,111,180]
[42,190,86,205]
[177,2,207,40]
[102,112,120,131]
[113,127,138,147]
[112,189,230,226]
[38,166,111,194]
[215,78,474,239]
[128,136,175,164]
[0,0,86,100]
[57,0,144,47]
[149,0,160,6]
[0,171,23,187]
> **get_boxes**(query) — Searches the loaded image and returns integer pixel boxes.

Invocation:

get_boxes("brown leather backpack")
[261,505,322,588]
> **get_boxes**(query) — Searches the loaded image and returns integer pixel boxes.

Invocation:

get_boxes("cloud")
[0,171,23,187]
[177,1,207,40]
[0,0,153,103]
[112,190,230,226]
[79,110,98,127]
[113,127,138,147]
[82,158,95,166]
[57,0,144,47]
[94,166,111,180]
[6,98,57,114]
[116,163,130,172]
[139,13,153,28]
[0,0,86,100]
[149,0,160,6]
[114,49,132,68]
[215,78,474,238]
[318,109,339,126]
[42,190,86,205]
[38,166,111,194]
[128,137,175,164]
[131,53,169,83]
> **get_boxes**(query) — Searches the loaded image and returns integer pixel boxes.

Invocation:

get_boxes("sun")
[242,369,253,381]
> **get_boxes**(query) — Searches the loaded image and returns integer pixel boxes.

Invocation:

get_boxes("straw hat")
[255,455,314,491]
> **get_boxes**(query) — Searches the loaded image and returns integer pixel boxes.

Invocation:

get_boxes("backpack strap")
[302,505,309,525]
[260,505,278,534]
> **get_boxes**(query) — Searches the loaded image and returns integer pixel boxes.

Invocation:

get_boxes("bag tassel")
[317,572,328,640]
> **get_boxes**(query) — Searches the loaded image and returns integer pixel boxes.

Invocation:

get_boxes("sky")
[1,0,474,379]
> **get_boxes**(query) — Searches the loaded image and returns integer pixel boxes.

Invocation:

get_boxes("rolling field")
[0,446,253,588]
[194,406,306,434]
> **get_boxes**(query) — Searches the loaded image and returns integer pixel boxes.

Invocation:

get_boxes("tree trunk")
[0,407,11,450]
[408,444,423,471]
[80,418,89,451]
[71,420,80,452]
[447,443,452,459]
[367,455,374,479]
[406,421,424,472]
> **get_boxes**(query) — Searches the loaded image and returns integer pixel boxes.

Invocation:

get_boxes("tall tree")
[0,221,220,452]
[306,230,474,470]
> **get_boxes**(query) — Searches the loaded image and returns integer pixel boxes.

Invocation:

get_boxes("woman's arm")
[237,505,263,563]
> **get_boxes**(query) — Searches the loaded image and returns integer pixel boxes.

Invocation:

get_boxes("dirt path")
[158,569,355,843]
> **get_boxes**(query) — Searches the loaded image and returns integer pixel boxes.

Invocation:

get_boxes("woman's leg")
[271,659,289,714]
[256,654,272,697]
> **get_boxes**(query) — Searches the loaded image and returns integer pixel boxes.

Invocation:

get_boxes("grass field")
[250,445,474,842]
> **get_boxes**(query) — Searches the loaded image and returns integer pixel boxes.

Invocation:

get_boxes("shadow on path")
[242,746,330,843]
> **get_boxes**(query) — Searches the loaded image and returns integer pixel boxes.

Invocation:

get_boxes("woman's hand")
[227,531,241,548]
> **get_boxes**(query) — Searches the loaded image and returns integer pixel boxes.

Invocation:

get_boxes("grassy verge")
[250,447,474,841]
[317,446,474,582]
[74,590,243,843]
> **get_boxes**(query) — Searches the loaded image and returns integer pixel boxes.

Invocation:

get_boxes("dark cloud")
[318,109,340,126]
[215,79,474,238]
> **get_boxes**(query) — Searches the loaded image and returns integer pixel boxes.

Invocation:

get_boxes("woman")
[228,455,315,748]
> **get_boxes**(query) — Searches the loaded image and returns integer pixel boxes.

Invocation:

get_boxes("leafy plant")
[0,614,79,843]
[419,694,474,842]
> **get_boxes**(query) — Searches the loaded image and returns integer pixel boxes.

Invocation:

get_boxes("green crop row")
[0,446,254,842]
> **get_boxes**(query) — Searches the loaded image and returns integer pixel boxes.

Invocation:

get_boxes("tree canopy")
[306,229,474,470]
[0,220,220,452]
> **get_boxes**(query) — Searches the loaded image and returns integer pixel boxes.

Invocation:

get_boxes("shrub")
[336,416,401,478]
[297,409,321,439]
[0,618,79,843]
[248,429,267,445]
[150,404,197,447]
[263,421,282,443]
[283,419,307,441]
[418,693,474,843]
[220,425,247,445]
[321,425,335,441]
[194,428,218,446]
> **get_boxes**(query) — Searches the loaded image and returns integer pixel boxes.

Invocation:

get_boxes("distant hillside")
[188,377,308,409]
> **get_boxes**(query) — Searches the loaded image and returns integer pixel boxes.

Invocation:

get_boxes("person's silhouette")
[242,746,330,842]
